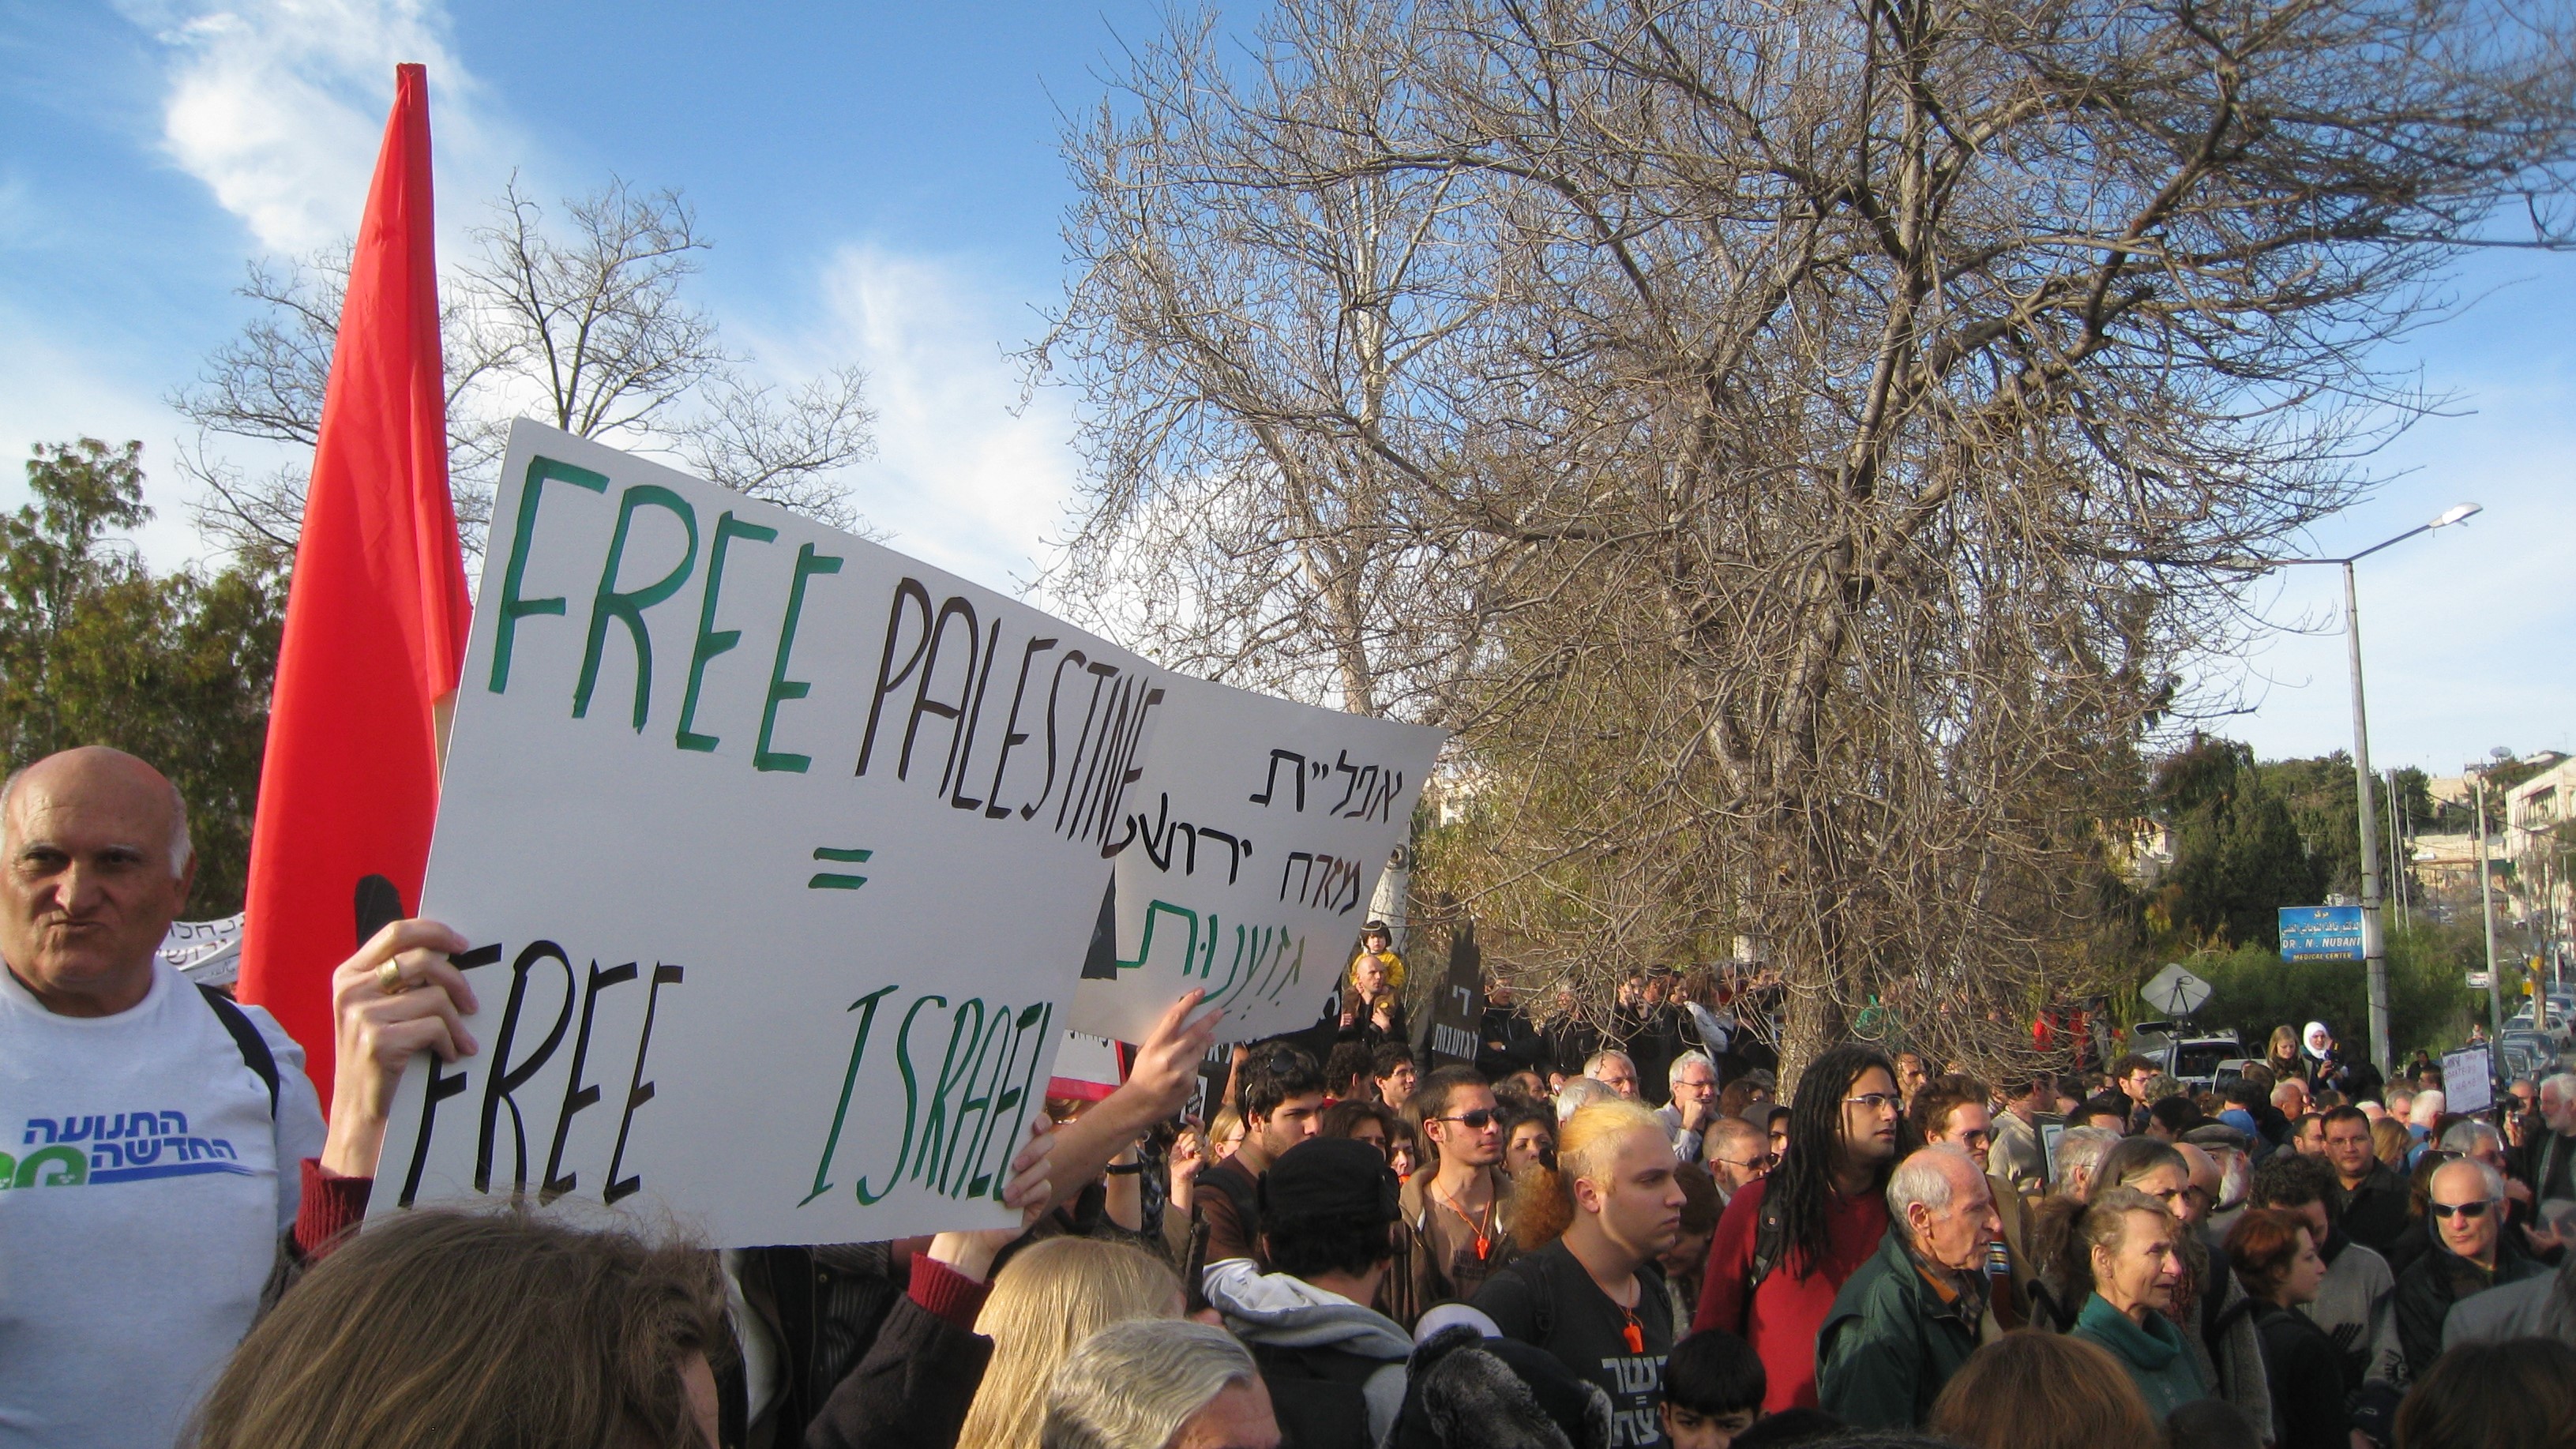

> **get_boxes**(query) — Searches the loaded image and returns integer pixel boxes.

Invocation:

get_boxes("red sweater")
[1692,1175,1890,1411]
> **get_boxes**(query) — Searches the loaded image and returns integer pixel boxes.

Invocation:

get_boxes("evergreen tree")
[0,440,281,916]
[2150,736,2325,950]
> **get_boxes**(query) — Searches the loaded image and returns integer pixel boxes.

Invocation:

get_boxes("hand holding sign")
[324,918,482,1177]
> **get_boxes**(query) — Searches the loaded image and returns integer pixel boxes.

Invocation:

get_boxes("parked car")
[2163,1031,2244,1093]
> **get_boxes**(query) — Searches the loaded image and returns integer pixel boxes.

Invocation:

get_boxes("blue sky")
[2,0,2569,775]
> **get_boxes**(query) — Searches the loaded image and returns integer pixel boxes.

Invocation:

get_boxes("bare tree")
[1042,2,1505,715]
[176,177,873,561]
[1050,0,2576,1079]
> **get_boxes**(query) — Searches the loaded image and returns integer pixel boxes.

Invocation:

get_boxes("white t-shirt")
[0,958,328,1449]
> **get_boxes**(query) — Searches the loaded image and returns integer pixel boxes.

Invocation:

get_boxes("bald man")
[0,748,336,1449]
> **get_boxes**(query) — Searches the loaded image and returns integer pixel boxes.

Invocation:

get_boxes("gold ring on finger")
[376,960,408,995]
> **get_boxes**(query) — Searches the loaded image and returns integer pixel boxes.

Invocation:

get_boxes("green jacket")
[1815,1225,1985,1429]
[2071,1293,2209,1421]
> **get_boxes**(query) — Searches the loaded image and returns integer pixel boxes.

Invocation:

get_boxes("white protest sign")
[373,422,1170,1245]
[1070,677,1444,1045]
[2443,1044,2495,1115]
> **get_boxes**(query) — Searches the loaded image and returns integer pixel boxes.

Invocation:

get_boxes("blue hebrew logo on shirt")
[8,1111,250,1187]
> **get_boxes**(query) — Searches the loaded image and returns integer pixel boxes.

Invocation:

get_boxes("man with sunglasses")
[1701,1117,1773,1203]
[1387,1065,1517,1326]
[2393,1156,2545,1378]
[2444,1197,2576,1350]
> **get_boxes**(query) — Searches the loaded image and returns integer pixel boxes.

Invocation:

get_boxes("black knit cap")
[1259,1136,1400,1226]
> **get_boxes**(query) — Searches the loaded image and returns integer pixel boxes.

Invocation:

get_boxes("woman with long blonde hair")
[952,1235,1184,1449]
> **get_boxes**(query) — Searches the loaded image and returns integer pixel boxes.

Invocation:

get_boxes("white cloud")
[776,245,1085,599]
[0,302,226,575]
[121,0,507,255]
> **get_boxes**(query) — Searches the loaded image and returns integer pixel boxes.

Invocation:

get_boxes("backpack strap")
[1748,1190,1790,1289]
[1526,1244,1557,1348]
[2202,1285,2259,1354]
[198,985,280,1119]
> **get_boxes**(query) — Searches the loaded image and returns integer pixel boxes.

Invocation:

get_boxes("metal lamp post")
[2251,502,2483,1076]
[2472,756,2506,1041]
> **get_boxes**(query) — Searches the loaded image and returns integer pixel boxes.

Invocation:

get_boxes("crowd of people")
[9,744,2576,1449]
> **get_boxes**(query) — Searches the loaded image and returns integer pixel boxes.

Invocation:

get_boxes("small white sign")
[2443,1044,2495,1114]
[1070,677,1443,1046]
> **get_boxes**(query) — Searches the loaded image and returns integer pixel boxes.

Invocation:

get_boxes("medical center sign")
[374,422,1438,1244]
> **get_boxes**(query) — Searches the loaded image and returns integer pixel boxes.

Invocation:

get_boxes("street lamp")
[2469,748,2509,1042]
[2239,502,2484,1076]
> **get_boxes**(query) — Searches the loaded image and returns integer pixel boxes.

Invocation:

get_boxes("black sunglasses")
[1438,1109,1502,1130]
[2431,1199,2500,1221]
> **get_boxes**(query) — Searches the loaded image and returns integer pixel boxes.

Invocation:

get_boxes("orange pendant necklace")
[1436,1186,1496,1261]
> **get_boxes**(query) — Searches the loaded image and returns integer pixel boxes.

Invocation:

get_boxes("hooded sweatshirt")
[1205,1259,1411,1446]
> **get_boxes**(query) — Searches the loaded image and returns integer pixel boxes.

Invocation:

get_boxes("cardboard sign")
[160,915,244,986]
[2443,1045,2495,1115]
[373,422,1173,1244]
[1068,674,1444,1045]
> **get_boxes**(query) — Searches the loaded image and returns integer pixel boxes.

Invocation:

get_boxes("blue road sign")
[2280,905,2366,961]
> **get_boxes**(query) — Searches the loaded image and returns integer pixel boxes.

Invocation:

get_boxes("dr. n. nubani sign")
[2279,906,2366,962]
[374,422,1440,1246]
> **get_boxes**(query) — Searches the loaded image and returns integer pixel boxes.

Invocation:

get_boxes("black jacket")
[2393,1237,2545,1380]
[804,1293,993,1449]
[1477,1004,1548,1079]
[2337,1163,2413,1258]
[2251,1299,2352,1449]
[723,1244,907,1448]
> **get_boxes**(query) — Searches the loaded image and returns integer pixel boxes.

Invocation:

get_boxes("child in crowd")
[1661,1327,1767,1449]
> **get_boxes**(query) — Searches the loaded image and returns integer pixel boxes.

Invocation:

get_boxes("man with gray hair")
[1583,1048,1640,1100]
[1700,1116,1773,1202]
[1653,1049,1720,1163]
[0,747,337,1449]
[2052,1124,2121,1200]
[2446,1198,2576,1350]
[1042,1319,1281,1449]
[2393,1155,2546,1377]
[2519,1073,2576,1205]
[1814,1144,2003,1429]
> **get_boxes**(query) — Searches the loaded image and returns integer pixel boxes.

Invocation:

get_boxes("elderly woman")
[2068,1188,2209,1420]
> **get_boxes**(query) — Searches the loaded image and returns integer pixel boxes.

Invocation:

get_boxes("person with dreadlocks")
[1691,1045,1901,1413]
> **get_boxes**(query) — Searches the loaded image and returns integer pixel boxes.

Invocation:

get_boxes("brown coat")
[1384,1169,1519,1329]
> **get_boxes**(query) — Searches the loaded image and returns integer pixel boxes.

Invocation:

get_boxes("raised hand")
[321,918,480,1177]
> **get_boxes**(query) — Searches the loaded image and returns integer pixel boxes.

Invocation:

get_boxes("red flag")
[238,63,469,1096]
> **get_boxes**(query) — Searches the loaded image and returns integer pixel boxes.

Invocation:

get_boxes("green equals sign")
[809,847,873,891]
